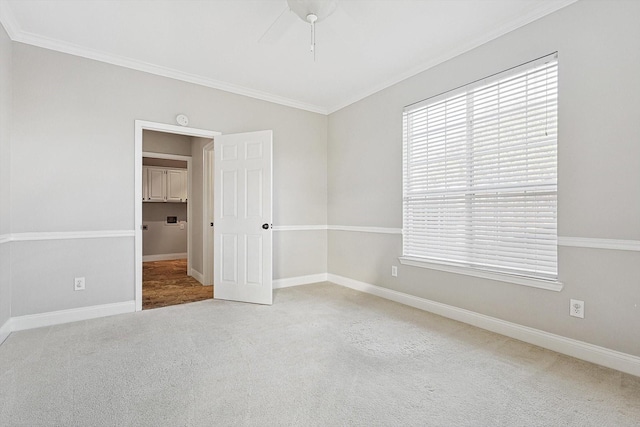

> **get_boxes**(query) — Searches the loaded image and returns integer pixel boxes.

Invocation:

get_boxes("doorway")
[135,121,220,312]
[142,151,209,309]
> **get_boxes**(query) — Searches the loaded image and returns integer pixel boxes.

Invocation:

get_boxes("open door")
[213,130,273,305]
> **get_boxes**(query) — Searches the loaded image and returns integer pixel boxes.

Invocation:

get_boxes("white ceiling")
[0,0,576,114]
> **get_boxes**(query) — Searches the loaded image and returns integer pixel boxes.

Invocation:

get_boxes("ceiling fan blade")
[258,7,298,44]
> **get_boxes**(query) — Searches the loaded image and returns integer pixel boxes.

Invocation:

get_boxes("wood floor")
[143,259,212,310]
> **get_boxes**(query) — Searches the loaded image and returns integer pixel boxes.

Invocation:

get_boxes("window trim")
[399,256,563,291]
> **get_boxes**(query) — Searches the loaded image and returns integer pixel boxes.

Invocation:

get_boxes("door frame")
[134,120,220,312]
[203,141,215,286]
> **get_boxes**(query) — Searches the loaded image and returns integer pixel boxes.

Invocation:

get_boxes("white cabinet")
[166,169,187,202]
[143,166,187,203]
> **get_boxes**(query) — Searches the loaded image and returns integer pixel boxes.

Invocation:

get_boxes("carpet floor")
[1,283,639,426]
[143,259,212,310]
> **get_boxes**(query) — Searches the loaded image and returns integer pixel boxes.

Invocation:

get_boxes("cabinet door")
[147,167,166,202]
[166,169,187,202]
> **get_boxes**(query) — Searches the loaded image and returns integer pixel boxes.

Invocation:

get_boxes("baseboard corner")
[273,273,328,289]
[0,318,11,346]
[190,268,205,284]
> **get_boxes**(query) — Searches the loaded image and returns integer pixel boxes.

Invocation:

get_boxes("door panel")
[147,167,166,201]
[214,130,272,305]
[166,169,187,202]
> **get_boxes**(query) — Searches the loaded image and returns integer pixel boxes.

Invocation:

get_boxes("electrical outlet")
[391,266,398,277]
[570,299,584,318]
[74,277,85,291]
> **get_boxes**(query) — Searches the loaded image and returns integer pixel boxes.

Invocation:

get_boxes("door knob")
[262,223,269,230]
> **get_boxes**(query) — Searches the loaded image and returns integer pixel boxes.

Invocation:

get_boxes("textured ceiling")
[0,0,576,114]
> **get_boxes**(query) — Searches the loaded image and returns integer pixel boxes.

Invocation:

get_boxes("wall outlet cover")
[570,299,584,318]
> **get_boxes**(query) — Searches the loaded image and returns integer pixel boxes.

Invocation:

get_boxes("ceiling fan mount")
[287,0,338,24]
[260,0,350,60]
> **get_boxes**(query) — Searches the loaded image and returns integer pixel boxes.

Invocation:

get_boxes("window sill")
[398,256,563,292]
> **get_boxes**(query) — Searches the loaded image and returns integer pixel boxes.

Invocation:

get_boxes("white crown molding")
[558,237,640,252]
[9,230,135,242]
[273,273,328,289]
[0,9,327,115]
[1,0,576,116]
[0,1,19,40]
[272,225,328,232]
[327,0,579,113]
[328,225,402,235]
[11,301,135,332]
[327,274,640,378]
[142,252,187,262]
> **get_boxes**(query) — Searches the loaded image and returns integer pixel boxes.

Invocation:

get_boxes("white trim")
[142,151,192,161]
[0,0,575,115]
[0,9,326,115]
[326,0,578,113]
[135,120,221,312]
[0,234,10,245]
[11,301,136,332]
[273,225,328,232]
[327,274,640,378]
[202,140,215,286]
[559,237,640,252]
[273,273,328,289]
[0,318,11,346]
[0,1,19,39]
[328,225,402,235]
[142,253,187,262]
[191,268,205,285]
[9,230,134,242]
[399,256,563,292]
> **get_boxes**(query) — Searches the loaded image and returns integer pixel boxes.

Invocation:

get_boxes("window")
[402,53,558,284]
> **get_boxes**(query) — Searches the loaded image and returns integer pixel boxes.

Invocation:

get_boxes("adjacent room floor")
[1,283,639,426]
[143,259,212,309]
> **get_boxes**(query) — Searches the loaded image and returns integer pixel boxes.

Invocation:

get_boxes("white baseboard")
[142,253,187,262]
[11,301,136,332]
[0,318,11,345]
[191,268,205,285]
[273,273,328,289]
[327,274,640,378]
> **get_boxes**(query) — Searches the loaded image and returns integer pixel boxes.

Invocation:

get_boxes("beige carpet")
[0,282,639,426]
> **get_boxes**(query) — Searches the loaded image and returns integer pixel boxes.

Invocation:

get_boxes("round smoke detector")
[176,114,189,127]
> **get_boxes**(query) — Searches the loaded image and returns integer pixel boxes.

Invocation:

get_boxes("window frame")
[400,53,562,291]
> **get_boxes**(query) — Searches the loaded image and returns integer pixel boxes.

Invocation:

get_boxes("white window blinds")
[402,54,558,281]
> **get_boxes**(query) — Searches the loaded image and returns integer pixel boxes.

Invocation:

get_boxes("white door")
[214,130,273,305]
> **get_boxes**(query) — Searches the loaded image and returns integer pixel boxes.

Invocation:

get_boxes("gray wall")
[143,130,192,156]
[0,24,11,328]
[327,0,640,357]
[9,41,328,316]
[142,203,187,256]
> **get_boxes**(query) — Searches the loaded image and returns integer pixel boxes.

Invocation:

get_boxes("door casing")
[134,120,220,311]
